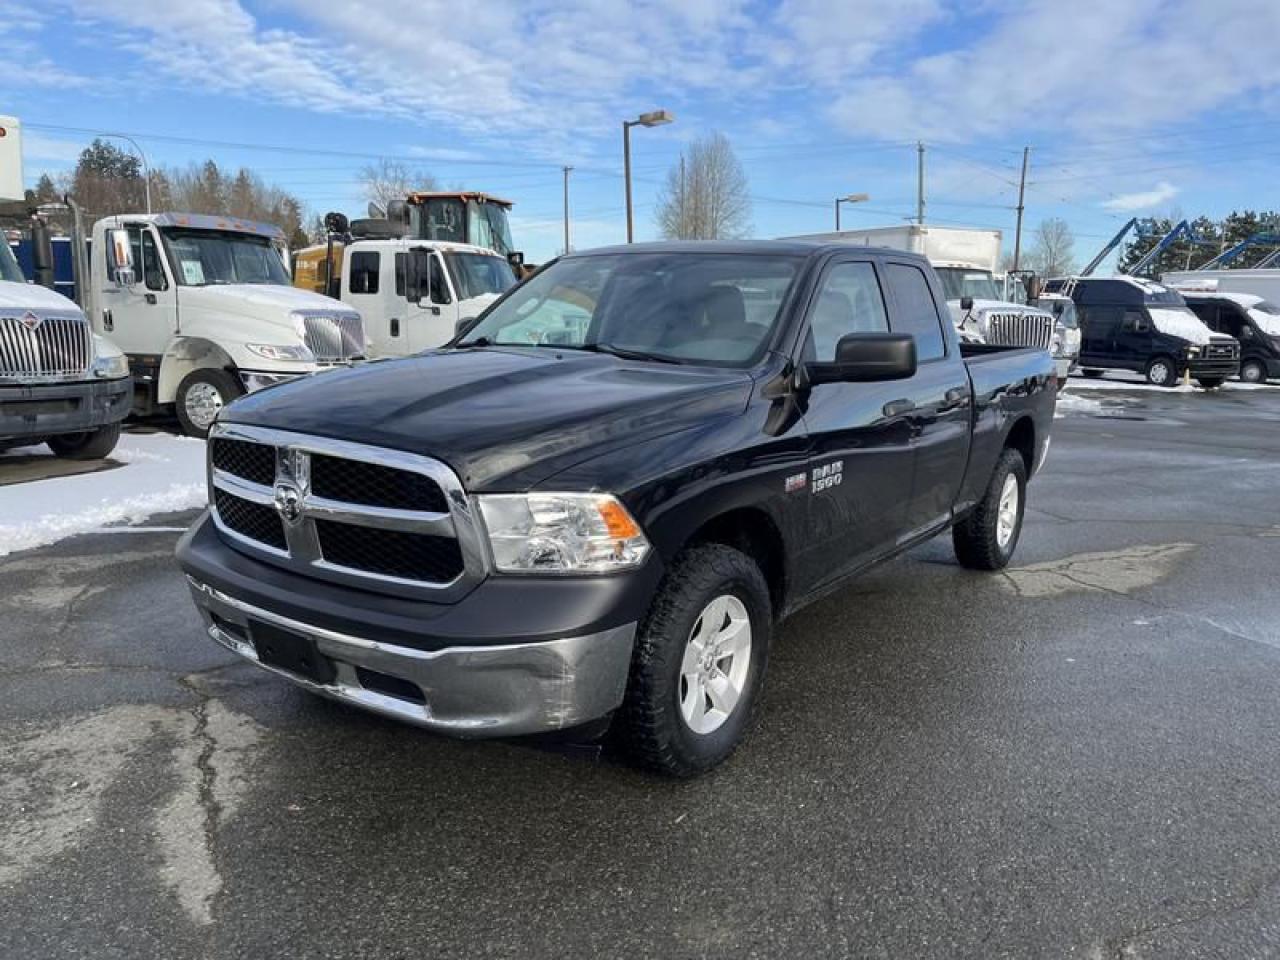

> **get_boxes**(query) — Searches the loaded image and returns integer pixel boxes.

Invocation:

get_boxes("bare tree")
[1027,218,1076,276]
[358,159,439,213]
[656,132,751,240]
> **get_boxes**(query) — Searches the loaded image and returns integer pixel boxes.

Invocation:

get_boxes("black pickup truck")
[178,241,1055,776]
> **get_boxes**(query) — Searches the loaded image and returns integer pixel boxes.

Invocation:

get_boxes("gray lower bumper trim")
[186,577,636,737]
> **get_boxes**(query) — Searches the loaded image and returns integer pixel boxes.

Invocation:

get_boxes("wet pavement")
[3,382,1280,959]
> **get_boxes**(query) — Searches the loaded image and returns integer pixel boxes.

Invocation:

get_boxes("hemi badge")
[20,311,42,330]
[784,473,807,493]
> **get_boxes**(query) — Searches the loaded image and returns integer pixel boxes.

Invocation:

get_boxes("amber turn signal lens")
[597,499,641,539]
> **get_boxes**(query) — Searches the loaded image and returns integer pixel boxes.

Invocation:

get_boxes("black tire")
[1145,355,1179,387]
[46,422,122,460]
[1081,368,1105,378]
[175,369,243,439]
[1196,377,1225,390]
[953,447,1027,571]
[1240,359,1266,384]
[616,544,772,777]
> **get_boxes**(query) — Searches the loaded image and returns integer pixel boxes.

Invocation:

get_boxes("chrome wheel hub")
[1150,362,1170,384]
[679,594,752,735]
[185,382,224,430]
[996,473,1020,549]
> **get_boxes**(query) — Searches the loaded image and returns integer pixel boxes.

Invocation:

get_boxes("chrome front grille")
[299,313,365,362]
[1203,342,1238,360]
[0,313,93,380]
[207,424,486,601]
[984,312,1055,350]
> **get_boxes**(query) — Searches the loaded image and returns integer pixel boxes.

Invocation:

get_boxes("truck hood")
[0,280,85,317]
[223,347,753,490]
[180,283,355,318]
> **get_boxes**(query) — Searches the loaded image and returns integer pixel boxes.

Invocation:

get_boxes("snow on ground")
[0,432,206,558]
[1068,372,1280,393]
[1054,392,1105,418]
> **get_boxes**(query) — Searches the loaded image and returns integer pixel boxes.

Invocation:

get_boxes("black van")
[1181,292,1280,384]
[1068,277,1240,387]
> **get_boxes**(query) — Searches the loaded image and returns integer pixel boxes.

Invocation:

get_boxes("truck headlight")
[477,492,650,574]
[1186,345,1201,357]
[246,343,315,361]
[91,335,129,379]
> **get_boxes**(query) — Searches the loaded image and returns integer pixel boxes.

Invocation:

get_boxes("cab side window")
[884,263,946,361]
[1122,310,1149,334]
[349,251,380,294]
[807,261,889,361]
[140,230,167,291]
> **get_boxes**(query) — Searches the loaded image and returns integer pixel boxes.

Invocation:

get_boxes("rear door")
[797,257,916,586]
[882,260,972,537]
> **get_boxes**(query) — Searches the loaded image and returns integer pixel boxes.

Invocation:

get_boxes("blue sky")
[5,0,1280,266]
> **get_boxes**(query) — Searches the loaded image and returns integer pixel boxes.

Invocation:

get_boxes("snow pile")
[1054,392,1104,418]
[0,432,207,557]
[1248,308,1280,337]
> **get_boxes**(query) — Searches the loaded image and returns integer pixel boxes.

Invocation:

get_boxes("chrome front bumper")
[187,577,636,737]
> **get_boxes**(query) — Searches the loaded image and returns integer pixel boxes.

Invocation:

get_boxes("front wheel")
[46,423,122,460]
[1196,377,1225,390]
[1145,356,1179,388]
[953,447,1027,571]
[1240,359,1267,384]
[616,544,771,777]
[175,369,243,439]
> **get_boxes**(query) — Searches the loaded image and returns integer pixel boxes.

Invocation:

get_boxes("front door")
[1078,305,1122,367]
[882,260,972,537]
[96,224,178,358]
[1113,309,1153,371]
[404,252,460,353]
[797,258,918,589]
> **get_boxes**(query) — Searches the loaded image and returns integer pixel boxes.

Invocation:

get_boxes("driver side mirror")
[107,228,135,287]
[804,333,917,386]
[960,295,974,312]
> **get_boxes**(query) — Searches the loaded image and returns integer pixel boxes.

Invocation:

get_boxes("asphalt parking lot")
[3,383,1280,960]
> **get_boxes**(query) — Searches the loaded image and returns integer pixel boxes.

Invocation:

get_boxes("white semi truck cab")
[337,238,516,358]
[86,213,367,436]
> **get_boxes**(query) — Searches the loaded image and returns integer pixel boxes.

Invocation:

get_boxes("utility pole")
[562,165,572,254]
[679,156,686,238]
[1012,146,1030,272]
[916,141,926,226]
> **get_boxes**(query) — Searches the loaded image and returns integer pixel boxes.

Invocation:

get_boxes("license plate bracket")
[250,621,336,685]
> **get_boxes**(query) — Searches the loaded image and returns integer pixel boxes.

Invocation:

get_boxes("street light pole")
[622,110,674,243]
[835,193,870,231]
[102,132,152,213]
[563,165,573,254]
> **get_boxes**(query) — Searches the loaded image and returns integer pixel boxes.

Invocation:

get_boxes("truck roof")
[100,212,285,240]
[404,191,514,208]
[564,239,927,260]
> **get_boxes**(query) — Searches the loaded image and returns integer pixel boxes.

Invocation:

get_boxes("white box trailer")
[0,115,24,203]
[788,224,1003,272]
[1162,270,1280,304]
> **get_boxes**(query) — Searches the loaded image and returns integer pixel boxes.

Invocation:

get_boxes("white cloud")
[1102,181,1179,212]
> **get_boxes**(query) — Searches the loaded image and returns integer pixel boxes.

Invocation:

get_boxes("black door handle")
[944,386,969,406]
[882,398,915,418]
[103,310,113,332]
[390,317,400,337]
[428,305,441,316]
[144,293,157,305]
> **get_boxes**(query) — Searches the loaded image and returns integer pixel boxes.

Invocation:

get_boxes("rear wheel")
[1145,356,1179,387]
[616,544,771,777]
[953,448,1027,571]
[1196,377,1225,390]
[46,423,122,460]
[1240,359,1266,384]
[175,369,243,439]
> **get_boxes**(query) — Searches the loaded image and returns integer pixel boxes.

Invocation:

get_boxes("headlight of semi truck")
[91,335,130,379]
[477,492,650,574]
[246,343,315,361]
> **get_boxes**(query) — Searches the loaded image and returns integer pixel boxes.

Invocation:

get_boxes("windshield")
[457,252,801,367]
[1248,300,1280,336]
[446,252,516,300]
[161,229,290,286]
[468,202,514,256]
[934,267,1002,302]
[0,241,24,283]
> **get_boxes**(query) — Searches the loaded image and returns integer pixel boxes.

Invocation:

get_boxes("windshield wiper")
[457,336,492,348]
[565,343,686,365]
